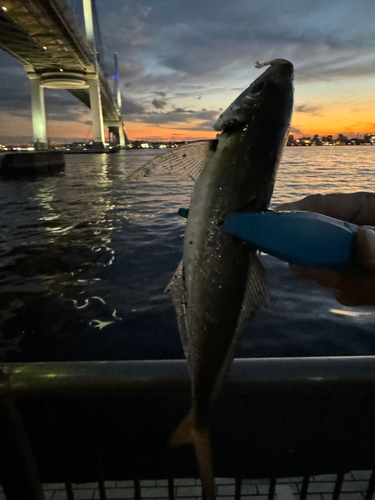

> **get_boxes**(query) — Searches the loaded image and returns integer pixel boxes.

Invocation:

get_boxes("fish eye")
[251,82,265,94]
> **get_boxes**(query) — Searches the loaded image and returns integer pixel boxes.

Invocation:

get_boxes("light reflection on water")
[273,147,375,204]
[330,309,374,318]
[0,147,375,362]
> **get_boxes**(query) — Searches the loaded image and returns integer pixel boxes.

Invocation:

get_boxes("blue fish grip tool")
[224,211,358,271]
[178,208,189,218]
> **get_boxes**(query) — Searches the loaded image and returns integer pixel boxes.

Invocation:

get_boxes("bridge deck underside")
[0,0,122,124]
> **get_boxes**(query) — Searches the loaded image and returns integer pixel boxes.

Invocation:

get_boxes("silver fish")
[127,59,294,499]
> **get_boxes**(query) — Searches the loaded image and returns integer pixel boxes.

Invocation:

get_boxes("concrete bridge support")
[28,73,106,150]
[106,122,126,147]
[29,77,48,150]
[118,124,126,147]
[88,77,105,148]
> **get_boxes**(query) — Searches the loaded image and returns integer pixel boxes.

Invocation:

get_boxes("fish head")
[214,59,294,133]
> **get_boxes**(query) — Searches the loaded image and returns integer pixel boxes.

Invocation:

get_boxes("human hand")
[275,192,375,306]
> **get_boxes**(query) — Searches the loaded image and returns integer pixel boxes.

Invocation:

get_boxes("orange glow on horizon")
[292,94,375,137]
[125,122,218,142]
[293,111,375,137]
[1,106,375,144]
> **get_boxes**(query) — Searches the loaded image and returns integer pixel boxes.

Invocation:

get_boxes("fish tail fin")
[169,410,216,500]
[169,409,195,446]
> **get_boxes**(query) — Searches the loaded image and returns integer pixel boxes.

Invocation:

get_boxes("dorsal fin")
[125,140,215,182]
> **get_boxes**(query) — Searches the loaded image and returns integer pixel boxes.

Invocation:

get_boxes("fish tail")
[169,410,216,500]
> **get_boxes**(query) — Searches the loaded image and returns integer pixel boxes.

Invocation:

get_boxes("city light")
[2,6,7,11]
[287,133,375,147]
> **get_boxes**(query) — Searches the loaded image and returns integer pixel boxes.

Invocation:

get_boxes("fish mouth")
[213,59,294,132]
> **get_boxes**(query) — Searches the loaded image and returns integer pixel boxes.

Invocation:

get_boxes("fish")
[126,58,294,499]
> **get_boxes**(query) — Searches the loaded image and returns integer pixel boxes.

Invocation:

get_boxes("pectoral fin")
[125,140,215,182]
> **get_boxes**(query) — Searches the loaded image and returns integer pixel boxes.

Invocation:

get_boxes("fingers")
[289,265,341,288]
[276,192,375,226]
[356,226,375,271]
[334,274,375,306]
[290,264,375,306]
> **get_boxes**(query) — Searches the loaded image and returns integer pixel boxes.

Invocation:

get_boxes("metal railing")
[1,357,375,499]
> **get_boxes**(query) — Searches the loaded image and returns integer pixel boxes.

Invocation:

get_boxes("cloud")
[295,52,375,83]
[152,99,167,109]
[101,4,155,49]
[124,107,219,131]
[96,1,375,80]
[290,125,304,136]
[295,103,323,116]
[138,4,152,18]
[119,60,144,82]
[121,97,146,114]
[173,107,193,113]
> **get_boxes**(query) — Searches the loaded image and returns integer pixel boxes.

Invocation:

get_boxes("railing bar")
[65,481,75,500]
[166,396,176,500]
[168,478,174,500]
[297,393,336,495]
[365,471,375,500]
[43,404,75,500]
[299,475,310,500]
[84,399,106,500]
[235,478,242,500]
[240,393,264,481]
[333,391,373,490]
[127,398,142,499]
[97,480,107,500]
[236,396,248,481]
[44,401,75,499]
[4,357,375,397]
[0,398,45,500]
[332,472,344,500]
[268,477,276,500]
[134,479,142,500]
[271,393,294,480]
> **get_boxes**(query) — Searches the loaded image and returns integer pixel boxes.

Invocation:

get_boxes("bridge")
[0,0,127,149]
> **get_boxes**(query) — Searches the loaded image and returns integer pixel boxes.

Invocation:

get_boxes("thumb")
[356,226,375,271]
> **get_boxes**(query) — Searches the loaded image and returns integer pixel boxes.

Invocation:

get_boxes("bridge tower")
[105,52,126,148]
[82,0,105,148]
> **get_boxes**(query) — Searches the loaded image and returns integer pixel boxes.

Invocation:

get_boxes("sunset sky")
[1,0,375,143]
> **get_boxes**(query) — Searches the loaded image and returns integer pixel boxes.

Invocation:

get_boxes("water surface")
[1,146,375,361]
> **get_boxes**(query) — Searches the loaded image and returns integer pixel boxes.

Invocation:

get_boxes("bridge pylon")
[83,0,105,149]
[29,76,48,150]
[105,122,126,148]
[87,76,105,148]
